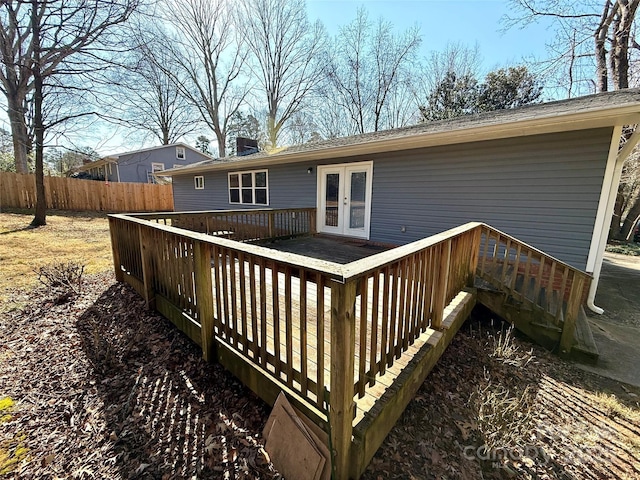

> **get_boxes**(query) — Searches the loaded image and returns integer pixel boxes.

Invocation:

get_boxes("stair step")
[571,306,599,364]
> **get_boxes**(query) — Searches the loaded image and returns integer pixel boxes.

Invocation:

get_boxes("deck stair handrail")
[108,212,591,480]
[476,224,591,353]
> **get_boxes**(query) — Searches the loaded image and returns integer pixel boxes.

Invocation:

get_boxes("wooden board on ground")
[263,393,331,480]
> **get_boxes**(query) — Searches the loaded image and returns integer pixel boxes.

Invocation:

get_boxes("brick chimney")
[236,137,259,156]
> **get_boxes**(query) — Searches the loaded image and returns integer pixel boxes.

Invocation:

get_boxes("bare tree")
[0,0,139,177]
[1,0,140,225]
[105,23,198,145]
[237,0,326,148]
[505,0,640,94]
[323,8,421,134]
[156,0,248,157]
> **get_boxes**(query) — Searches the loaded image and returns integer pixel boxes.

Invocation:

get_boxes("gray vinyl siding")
[368,128,612,270]
[116,146,210,183]
[173,162,319,211]
[172,127,613,270]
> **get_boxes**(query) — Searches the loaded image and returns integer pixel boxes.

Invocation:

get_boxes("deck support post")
[108,217,124,282]
[138,224,155,310]
[329,278,357,480]
[194,240,216,362]
[468,226,482,287]
[559,273,585,354]
[432,239,451,329]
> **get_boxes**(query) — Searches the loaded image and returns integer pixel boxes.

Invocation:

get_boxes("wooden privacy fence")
[108,211,590,479]
[0,172,173,212]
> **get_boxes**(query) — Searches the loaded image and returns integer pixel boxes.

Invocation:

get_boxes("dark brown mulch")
[362,307,640,480]
[2,276,640,479]
[0,273,277,479]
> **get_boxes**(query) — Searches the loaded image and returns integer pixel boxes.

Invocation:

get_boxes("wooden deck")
[212,255,475,476]
[259,235,390,263]
[109,209,592,479]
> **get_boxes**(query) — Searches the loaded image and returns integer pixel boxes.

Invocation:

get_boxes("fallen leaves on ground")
[362,307,640,480]
[0,273,277,479]
[2,276,640,479]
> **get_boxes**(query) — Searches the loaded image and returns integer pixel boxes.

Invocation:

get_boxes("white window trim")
[194,175,205,190]
[151,162,165,172]
[228,169,269,205]
[176,146,186,160]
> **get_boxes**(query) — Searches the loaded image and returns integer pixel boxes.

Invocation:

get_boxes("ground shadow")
[362,304,640,479]
[75,282,276,479]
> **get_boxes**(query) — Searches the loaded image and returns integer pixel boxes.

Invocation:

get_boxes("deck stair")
[474,225,598,362]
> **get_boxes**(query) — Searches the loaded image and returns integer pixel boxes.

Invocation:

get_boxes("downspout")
[116,162,121,183]
[586,126,640,313]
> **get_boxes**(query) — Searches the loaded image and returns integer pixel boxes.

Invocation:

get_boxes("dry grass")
[0,209,112,306]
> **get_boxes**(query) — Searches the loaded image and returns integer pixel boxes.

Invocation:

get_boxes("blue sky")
[307,0,554,73]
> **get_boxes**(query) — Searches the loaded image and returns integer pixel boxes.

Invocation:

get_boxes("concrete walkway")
[579,252,640,387]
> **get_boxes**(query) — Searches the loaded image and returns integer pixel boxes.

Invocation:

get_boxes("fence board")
[0,172,173,212]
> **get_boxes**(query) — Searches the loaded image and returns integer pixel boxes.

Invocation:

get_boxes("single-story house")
[160,89,640,314]
[75,143,212,183]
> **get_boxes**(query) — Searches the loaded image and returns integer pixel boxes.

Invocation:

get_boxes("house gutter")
[586,126,640,314]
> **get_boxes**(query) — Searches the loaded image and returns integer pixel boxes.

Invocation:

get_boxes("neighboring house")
[161,89,640,312]
[75,143,212,184]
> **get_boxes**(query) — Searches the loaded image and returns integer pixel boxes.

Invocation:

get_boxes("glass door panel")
[325,172,340,227]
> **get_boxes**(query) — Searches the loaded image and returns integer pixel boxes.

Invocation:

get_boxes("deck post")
[108,216,124,282]
[194,240,216,362]
[138,224,155,310]
[310,208,317,234]
[268,211,274,238]
[559,273,585,354]
[329,278,357,480]
[468,226,482,287]
[431,239,452,329]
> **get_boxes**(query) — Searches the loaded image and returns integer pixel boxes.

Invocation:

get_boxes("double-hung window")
[228,170,268,205]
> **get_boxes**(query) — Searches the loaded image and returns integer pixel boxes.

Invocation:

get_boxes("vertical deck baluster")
[212,245,223,335]
[259,257,268,368]
[556,267,569,324]
[220,248,231,342]
[358,275,368,397]
[229,250,239,347]
[369,271,380,386]
[397,258,408,355]
[316,274,325,410]
[284,266,294,388]
[271,261,281,375]
[379,266,390,374]
[238,251,248,353]
[300,269,308,396]
[249,255,259,358]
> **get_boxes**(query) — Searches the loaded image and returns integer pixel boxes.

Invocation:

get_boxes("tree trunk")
[6,93,30,174]
[611,0,640,89]
[214,129,226,158]
[619,195,640,240]
[609,191,626,239]
[30,0,46,227]
[595,0,615,92]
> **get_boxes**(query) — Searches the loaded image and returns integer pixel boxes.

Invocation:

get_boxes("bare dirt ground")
[2,272,639,479]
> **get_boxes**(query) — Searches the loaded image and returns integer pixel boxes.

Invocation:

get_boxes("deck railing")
[476,224,591,353]
[108,212,589,479]
[130,208,316,242]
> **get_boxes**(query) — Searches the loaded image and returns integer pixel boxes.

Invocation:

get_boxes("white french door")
[317,161,373,239]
